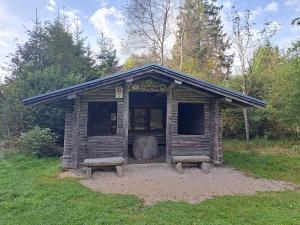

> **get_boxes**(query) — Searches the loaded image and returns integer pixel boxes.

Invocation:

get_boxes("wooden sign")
[115,87,124,98]
[129,79,167,92]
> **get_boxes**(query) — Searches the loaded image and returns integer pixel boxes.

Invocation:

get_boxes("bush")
[19,127,62,157]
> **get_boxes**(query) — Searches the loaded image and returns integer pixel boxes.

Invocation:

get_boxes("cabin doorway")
[128,92,167,163]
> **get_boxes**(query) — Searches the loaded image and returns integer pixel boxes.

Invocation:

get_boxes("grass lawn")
[0,139,299,225]
[224,139,300,184]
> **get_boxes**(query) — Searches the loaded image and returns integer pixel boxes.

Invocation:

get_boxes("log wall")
[75,85,125,164]
[168,86,214,159]
[62,80,223,168]
[62,101,75,168]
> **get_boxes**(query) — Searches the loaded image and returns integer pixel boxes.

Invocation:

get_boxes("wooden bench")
[81,157,125,178]
[172,155,211,174]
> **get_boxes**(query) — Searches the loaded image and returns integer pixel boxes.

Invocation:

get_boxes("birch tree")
[229,8,277,147]
[125,0,177,65]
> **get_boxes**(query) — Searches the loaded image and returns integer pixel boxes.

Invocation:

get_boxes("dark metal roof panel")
[22,64,266,107]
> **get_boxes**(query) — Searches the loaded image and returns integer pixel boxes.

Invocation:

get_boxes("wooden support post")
[175,163,183,174]
[166,88,173,164]
[116,165,124,177]
[201,162,211,174]
[123,86,129,163]
[211,100,223,165]
[86,167,92,178]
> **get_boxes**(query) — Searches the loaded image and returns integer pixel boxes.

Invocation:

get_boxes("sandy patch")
[64,164,295,204]
[59,170,85,178]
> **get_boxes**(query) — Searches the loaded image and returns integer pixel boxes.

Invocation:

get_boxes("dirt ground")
[62,164,295,204]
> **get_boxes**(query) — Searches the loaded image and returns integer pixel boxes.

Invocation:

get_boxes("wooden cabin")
[22,64,266,169]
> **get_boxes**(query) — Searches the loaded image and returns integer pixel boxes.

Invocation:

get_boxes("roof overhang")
[22,64,266,108]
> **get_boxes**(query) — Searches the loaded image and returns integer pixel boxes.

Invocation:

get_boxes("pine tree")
[172,0,232,82]
[95,31,118,77]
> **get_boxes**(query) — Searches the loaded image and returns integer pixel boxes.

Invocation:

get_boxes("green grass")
[0,142,300,224]
[224,138,300,184]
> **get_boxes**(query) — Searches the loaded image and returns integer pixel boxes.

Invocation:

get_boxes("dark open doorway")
[128,92,167,163]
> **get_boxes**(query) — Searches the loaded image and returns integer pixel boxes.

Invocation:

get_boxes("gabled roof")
[22,64,266,107]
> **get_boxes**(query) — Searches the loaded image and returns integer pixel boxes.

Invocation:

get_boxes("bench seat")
[82,157,125,177]
[172,155,211,174]
[82,157,125,167]
[172,155,210,163]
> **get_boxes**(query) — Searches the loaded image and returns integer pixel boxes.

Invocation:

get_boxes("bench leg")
[116,165,124,177]
[175,162,183,174]
[86,167,92,178]
[201,162,211,174]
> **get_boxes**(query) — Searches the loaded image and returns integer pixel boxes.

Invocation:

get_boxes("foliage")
[93,31,118,79]
[19,127,62,157]
[171,0,232,82]
[122,54,155,70]
[224,139,300,184]
[0,66,83,141]
[0,14,98,142]
[271,56,300,128]
[222,42,300,139]
[0,154,299,224]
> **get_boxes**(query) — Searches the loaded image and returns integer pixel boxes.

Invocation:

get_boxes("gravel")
[69,163,294,204]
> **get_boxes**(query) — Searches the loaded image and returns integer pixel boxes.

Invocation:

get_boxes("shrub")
[19,127,62,157]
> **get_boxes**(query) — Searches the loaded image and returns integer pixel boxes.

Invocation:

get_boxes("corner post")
[62,101,75,169]
[211,99,223,165]
[123,85,129,164]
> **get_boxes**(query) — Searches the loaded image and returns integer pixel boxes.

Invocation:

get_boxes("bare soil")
[64,164,295,204]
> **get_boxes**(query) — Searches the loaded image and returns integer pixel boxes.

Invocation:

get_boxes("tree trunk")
[160,46,164,66]
[179,23,185,70]
[243,107,250,149]
[241,77,250,149]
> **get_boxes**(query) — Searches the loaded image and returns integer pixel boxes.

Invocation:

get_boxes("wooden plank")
[82,157,125,167]
[172,155,210,163]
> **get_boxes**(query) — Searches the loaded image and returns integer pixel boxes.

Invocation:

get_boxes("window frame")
[87,101,118,136]
[129,106,165,132]
[177,102,205,136]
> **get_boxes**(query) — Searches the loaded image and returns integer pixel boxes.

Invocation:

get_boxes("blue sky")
[0,0,300,80]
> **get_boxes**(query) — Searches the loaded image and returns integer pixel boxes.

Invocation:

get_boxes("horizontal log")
[82,157,125,167]
[172,155,211,163]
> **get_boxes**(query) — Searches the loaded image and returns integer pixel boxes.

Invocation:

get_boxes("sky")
[0,0,300,81]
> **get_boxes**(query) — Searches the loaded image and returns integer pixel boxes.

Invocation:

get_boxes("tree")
[125,0,176,65]
[171,0,232,82]
[94,31,118,78]
[0,13,96,142]
[271,51,300,131]
[122,54,155,70]
[229,8,277,147]
[223,43,281,139]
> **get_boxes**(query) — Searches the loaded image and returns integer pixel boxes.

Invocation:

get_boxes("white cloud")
[0,2,26,82]
[252,7,263,19]
[265,1,279,12]
[0,25,19,82]
[96,0,108,7]
[89,6,125,52]
[223,0,232,9]
[46,0,57,12]
[251,1,278,20]
[285,0,300,12]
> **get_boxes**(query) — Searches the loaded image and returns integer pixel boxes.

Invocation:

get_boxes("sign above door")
[129,79,167,92]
